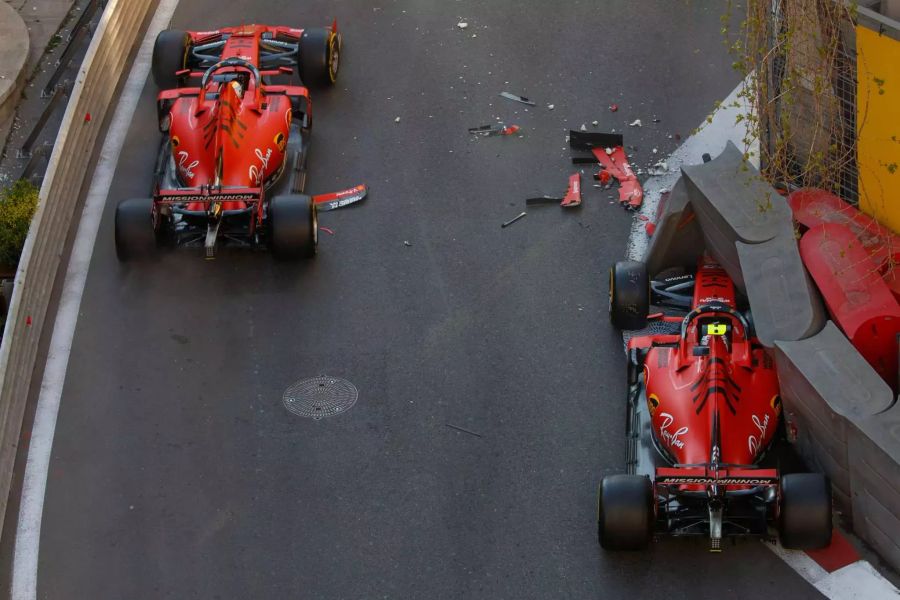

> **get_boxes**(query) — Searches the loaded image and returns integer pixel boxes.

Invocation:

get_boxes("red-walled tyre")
[598,474,653,550]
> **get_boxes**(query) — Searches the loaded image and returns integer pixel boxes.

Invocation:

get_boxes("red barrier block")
[789,188,900,300]
[800,222,900,391]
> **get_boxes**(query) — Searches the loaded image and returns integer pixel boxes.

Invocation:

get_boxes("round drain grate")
[283,376,358,419]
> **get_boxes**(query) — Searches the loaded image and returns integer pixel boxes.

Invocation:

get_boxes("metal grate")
[283,376,358,419]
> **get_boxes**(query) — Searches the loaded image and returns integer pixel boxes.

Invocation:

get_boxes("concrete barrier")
[643,177,705,279]
[849,408,900,570]
[681,141,793,290]
[0,0,158,540]
[774,322,894,511]
[736,237,826,347]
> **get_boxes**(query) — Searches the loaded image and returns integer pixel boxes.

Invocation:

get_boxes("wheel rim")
[328,36,339,82]
[608,268,614,314]
[312,202,318,253]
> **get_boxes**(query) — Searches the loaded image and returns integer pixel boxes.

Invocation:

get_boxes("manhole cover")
[283,376,358,419]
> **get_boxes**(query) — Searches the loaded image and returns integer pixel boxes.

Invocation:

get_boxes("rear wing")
[155,186,261,206]
[656,466,779,488]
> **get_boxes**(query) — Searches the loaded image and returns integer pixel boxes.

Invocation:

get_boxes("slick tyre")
[269,194,317,260]
[598,474,653,550]
[779,473,833,550]
[115,198,158,261]
[298,28,340,87]
[152,29,189,89]
[609,261,649,330]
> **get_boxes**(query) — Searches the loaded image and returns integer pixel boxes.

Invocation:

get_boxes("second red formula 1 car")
[599,256,833,552]
[115,23,365,260]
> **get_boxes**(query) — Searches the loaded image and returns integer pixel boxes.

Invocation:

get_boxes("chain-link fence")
[752,0,859,203]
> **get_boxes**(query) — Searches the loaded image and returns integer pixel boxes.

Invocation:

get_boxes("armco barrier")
[0,0,158,538]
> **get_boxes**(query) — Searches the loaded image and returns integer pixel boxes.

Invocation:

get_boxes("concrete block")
[681,141,793,290]
[849,405,900,572]
[643,177,705,278]
[737,236,826,346]
[775,322,894,513]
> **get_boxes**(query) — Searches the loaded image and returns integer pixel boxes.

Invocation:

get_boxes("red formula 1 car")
[599,256,832,552]
[115,23,364,260]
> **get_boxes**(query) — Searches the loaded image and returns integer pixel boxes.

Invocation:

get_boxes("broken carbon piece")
[468,123,520,136]
[561,172,581,207]
[501,211,527,228]
[525,173,582,208]
[569,130,643,209]
[499,92,536,106]
[312,184,368,211]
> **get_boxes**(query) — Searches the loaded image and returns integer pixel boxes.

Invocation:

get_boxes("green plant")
[0,180,39,267]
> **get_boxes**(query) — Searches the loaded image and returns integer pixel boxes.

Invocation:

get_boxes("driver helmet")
[230,79,244,99]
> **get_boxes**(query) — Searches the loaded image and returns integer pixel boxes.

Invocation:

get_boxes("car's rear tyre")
[298,28,340,87]
[269,194,317,259]
[115,198,158,261]
[598,474,653,550]
[152,29,189,89]
[779,473,833,549]
[609,261,649,330]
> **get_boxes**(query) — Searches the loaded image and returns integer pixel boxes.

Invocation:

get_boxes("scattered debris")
[591,120,599,126]
[637,214,649,221]
[561,172,582,207]
[394,116,401,123]
[609,104,618,112]
[547,104,555,110]
[526,196,560,206]
[500,92,536,106]
[313,185,368,211]
[628,119,642,127]
[569,130,644,210]
[595,170,611,185]
[468,123,520,136]
[501,211,527,228]
[457,21,468,29]
[653,117,661,123]
[446,423,482,438]
[319,226,335,235]
[404,240,412,247]
[579,124,587,131]
[649,160,669,176]
[645,222,656,236]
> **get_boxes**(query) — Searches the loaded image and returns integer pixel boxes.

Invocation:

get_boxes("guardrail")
[0,0,158,539]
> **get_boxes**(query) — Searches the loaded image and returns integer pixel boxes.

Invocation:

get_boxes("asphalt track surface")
[36,1,826,598]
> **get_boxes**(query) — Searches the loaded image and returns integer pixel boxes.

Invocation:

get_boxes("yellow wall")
[857,25,900,233]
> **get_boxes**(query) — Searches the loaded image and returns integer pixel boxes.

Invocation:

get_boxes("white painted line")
[765,542,900,600]
[625,78,756,261]
[11,1,181,597]
[816,560,900,600]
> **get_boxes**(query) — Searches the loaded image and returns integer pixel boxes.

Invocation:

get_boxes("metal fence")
[758,0,859,203]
